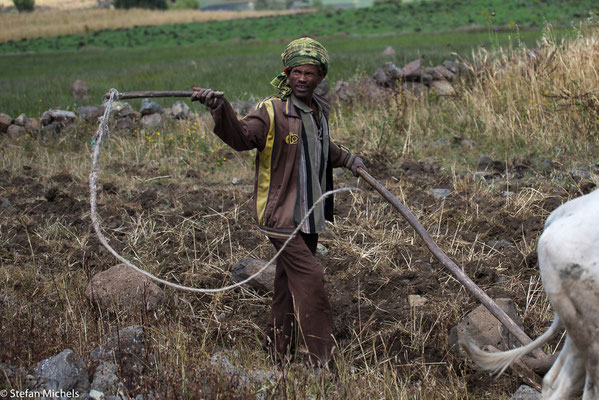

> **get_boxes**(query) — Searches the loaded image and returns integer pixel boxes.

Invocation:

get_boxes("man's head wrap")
[270,37,329,100]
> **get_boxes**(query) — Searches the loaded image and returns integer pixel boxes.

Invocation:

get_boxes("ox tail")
[459,316,561,377]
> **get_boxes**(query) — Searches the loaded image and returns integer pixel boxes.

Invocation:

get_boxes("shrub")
[114,0,167,9]
[13,0,35,12]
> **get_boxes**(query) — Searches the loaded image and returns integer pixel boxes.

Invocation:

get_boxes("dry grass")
[0,8,308,42]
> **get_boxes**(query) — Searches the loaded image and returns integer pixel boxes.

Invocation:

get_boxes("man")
[191,37,366,366]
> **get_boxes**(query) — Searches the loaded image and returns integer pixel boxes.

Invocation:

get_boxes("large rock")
[431,65,455,81]
[91,361,120,394]
[449,298,523,359]
[442,60,460,74]
[35,349,90,393]
[430,80,456,96]
[171,100,191,119]
[90,326,146,378]
[7,124,27,139]
[85,263,166,313]
[0,113,12,132]
[40,109,77,127]
[140,99,163,116]
[71,79,90,100]
[78,105,105,122]
[25,118,40,134]
[314,77,330,97]
[374,62,402,87]
[108,101,135,119]
[13,113,28,127]
[141,113,162,130]
[231,258,275,293]
[402,59,422,81]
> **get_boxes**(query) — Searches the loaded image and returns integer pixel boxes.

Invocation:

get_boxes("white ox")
[461,189,599,399]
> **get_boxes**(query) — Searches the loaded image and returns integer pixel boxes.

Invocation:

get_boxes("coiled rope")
[89,88,357,294]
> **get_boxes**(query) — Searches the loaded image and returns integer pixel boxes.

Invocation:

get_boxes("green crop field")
[2,0,595,117]
[1,29,561,117]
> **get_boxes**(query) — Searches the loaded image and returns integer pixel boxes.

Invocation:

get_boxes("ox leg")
[583,344,599,400]
[541,337,585,400]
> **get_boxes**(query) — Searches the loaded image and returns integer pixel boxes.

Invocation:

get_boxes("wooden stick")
[104,90,224,100]
[356,167,547,360]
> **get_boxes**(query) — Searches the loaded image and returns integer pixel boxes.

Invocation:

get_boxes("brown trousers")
[265,232,334,366]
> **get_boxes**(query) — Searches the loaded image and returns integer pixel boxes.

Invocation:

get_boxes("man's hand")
[191,87,222,109]
[348,156,367,177]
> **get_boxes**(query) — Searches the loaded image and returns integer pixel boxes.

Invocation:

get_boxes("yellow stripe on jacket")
[256,99,276,225]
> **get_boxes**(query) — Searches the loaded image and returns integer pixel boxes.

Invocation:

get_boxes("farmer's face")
[288,64,323,102]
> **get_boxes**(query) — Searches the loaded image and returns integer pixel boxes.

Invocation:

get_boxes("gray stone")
[114,117,136,133]
[71,79,90,100]
[449,298,523,360]
[26,118,40,133]
[421,73,433,86]
[42,121,61,135]
[91,361,119,394]
[7,124,27,139]
[402,59,421,81]
[432,65,455,81]
[232,177,242,185]
[373,68,390,87]
[443,60,460,74]
[231,258,275,293]
[171,100,190,119]
[314,77,330,97]
[433,138,449,147]
[316,243,328,256]
[140,99,163,116]
[108,101,134,119]
[509,385,541,400]
[40,109,77,127]
[430,80,456,96]
[85,263,166,313]
[141,113,162,130]
[78,105,105,122]
[333,80,354,102]
[383,62,402,80]
[381,45,395,56]
[14,113,28,127]
[357,76,387,100]
[35,349,90,392]
[0,113,12,133]
[89,389,106,400]
[431,188,451,199]
[90,326,145,364]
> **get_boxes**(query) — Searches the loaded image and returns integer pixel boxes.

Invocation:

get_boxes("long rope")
[89,88,358,294]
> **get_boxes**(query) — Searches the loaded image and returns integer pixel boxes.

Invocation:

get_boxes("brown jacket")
[211,94,353,237]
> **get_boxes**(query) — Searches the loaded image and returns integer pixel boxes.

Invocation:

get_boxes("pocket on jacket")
[263,184,282,224]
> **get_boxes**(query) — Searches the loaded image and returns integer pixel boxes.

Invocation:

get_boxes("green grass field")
[0,29,566,117]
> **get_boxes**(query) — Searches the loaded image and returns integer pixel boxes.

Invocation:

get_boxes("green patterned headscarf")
[270,37,329,100]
